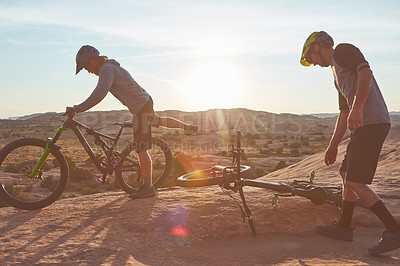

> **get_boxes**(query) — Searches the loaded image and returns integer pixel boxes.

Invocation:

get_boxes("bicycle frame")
[29,114,125,178]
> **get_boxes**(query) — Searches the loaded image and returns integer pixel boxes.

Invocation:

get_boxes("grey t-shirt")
[331,43,390,125]
[74,59,150,115]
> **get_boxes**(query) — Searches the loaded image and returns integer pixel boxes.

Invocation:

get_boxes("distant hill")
[7,112,57,120]
[309,113,338,118]
[8,109,400,120]
[2,108,399,137]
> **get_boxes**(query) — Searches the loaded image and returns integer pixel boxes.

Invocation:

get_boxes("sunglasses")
[305,50,315,65]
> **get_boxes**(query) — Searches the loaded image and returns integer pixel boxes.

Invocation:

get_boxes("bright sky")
[1,0,399,119]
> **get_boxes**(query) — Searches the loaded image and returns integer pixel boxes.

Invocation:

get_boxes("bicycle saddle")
[292,186,327,205]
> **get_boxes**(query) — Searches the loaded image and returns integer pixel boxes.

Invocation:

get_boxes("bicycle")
[0,113,172,210]
[176,131,343,236]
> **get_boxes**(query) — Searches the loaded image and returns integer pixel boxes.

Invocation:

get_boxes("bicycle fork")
[238,184,256,236]
[234,130,256,236]
[28,126,67,178]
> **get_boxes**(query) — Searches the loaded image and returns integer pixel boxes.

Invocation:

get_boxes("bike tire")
[0,138,69,210]
[114,137,172,194]
[176,165,252,187]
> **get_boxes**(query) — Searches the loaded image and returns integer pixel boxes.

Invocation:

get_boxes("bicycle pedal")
[111,156,123,168]
[94,177,109,184]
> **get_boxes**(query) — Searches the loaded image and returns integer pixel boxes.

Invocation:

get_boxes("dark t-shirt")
[331,43,390,125]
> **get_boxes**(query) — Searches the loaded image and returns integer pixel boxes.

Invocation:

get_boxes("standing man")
[300,31,400,255]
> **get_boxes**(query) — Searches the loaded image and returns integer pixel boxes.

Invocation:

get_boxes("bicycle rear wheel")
[291,180,343,207]
[114,137,172,194]
[0,138,69,210]
[176,165,252,187]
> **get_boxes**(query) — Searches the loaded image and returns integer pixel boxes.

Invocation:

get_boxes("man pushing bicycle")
[67,45,197,199]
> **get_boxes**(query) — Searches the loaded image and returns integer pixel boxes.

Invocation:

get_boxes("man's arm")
[347,66,372,131]
[325,110,349,165]
[73,66,113,113]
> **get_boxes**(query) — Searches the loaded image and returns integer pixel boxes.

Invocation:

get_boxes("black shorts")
[340,123,390,184]
[132,97,160,153]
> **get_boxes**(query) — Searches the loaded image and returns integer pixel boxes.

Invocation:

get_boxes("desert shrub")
[55,155,95,169]
[290,142,301,149]
[290,149,300,157]
[301,141,310,146]
[218,150,228,157]
[11,132,21,137]
[245,138,256,146]
[40,175,58,190]
[23,184,33,192]
[0,197,8,208]
[259,148,270,156]
[52,158,60,168]
[171,152,193,176]
[274,160,287,171]
[5,160,51,173]
[63,193,77,199]
[65,156,76,168]
[70,166,93,181]
[2,131,11,139]
[84,157,93,166]
[245,133,260,140]
[153,159,164,170]
[310,131,324,135]
[53,156,75,169]
[3,183,31,202]
[252,167,266,178]
[81,186,99,195]
[314,136,327,142]
[64,157,94,181]
[240,151,248,160]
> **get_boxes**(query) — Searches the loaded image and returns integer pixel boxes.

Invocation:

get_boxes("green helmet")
[300,31,334,66]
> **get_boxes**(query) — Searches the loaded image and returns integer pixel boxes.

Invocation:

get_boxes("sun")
[177,61,242,109]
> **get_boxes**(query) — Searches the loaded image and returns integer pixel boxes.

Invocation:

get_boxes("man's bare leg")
[158,117,198,133]
[137,150,152,188]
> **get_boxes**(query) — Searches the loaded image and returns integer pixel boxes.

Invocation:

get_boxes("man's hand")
[325,145,338,166]
[65,106,76,116]
[347,108,363,131]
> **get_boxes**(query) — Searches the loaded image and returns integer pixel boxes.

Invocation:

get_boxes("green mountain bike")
[0,113,172,210]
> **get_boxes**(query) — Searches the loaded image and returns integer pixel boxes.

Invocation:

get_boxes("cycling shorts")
[340,123,390,184]
[132,97,160,153]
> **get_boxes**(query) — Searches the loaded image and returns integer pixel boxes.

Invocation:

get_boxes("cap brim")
[75,65,83,75]
[300,58,312,66]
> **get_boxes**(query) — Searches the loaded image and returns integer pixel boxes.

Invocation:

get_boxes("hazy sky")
[1,0,399,118]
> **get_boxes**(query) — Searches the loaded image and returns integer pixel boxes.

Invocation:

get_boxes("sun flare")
[177,61,242,109]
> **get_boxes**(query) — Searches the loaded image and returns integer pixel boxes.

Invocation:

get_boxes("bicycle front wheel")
[114,137,172,194]
[0,138,69,210]
[176,165,252,187]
